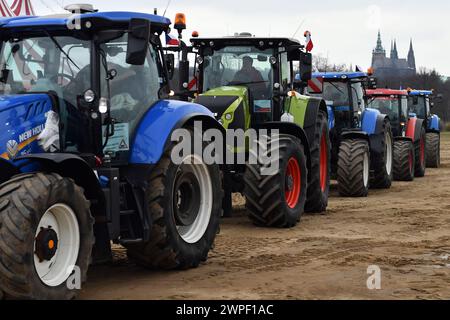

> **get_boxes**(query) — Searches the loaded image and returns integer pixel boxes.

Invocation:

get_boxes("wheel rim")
[385,132,393,175]
[175,154,213,244]
[34,204,80,287]
[363,152,369,188]
[319,131,328,192]
[420,137,425,166]
[285,157,301,209]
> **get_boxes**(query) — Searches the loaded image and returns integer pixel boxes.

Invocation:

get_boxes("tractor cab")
[407,89,441,168]
[407,89,440,132]
[188,35,313,129]
[0,9,173,162]
[365,89,409,137]
[309,72,368,133]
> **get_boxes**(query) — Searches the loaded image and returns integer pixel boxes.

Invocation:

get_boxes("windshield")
[0,36,91,108]
[408,96,427,119]
[311,81,350,107]
[203,46,274,112]
[368,96,400,123]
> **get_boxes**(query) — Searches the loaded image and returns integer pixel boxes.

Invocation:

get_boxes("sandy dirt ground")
[80,134,450,300]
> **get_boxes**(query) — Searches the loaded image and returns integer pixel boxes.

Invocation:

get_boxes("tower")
[373,30,386,55]
[11,0,36,16]
[392,40,398,60]
[408,39,416,71]
[372,30,386,68]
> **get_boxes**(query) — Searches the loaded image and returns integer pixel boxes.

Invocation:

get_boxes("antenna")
[292,19,306,39]
[163,0,172,17]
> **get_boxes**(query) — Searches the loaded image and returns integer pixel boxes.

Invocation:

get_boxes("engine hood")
[0,94,50,113]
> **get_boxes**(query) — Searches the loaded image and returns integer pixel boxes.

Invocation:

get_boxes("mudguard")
[0,158,20,184]
[361,108,381,135]
[257,122,311,174]
[406,118,425,143]
[302,97,328,149]
[428,114,440,133]
[15,153,104,207]
[130,99,222,165]
[368,113,390,162]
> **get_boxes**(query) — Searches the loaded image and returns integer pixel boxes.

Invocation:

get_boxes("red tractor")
[365,89,427,181]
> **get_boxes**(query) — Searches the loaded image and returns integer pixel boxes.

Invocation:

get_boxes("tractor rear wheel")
[0,173,94,300]
[244,134,307,228]
[393,140,415,181]
[414,127,427,177]
[371,120,394,189]
[125,129,223,270]
[305,111,330,213]
[337,139,370,197]
[426,132,440,168]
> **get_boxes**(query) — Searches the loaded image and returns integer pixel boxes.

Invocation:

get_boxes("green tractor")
[172,34,331,227]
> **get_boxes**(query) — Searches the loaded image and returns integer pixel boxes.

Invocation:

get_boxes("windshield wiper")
[328,81,345,95]
[43,29,80,70]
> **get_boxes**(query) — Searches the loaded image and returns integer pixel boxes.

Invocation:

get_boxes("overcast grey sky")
[33,0,450,75]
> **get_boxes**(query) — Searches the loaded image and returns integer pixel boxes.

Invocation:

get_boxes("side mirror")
[126,18,151,65]
[298,51,312,82]
[165,54,175,80]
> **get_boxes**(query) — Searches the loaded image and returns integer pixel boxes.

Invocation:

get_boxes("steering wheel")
[51,73,76,87]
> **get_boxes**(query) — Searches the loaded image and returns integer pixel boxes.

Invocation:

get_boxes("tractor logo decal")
[6,140,19,159]
[1,135,39,160]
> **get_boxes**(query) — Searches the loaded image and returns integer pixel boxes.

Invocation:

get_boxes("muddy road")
[80,134,450,300]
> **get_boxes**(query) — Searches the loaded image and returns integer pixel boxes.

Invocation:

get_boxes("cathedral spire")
[392,40,398,60]
[408,38,416,71]
[373,30,385,55]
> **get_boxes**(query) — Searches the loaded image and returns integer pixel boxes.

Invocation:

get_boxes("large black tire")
[0,173,94,300]
[426,132,440,168]
[414,126,427,177]
[244,134,308,228]
[393,140,415,181]
[125,132,223,270]
[305,111,331,213]
[371,120,394,189]
[337,139,370,197]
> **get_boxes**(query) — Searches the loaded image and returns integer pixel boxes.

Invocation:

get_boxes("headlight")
[84,89,95,103]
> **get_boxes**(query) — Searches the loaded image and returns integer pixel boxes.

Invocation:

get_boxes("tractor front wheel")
[125,130,223,269]
[426,132,440,168]
[337,139,370,197]
[305,111,331,213]
[244,134,307,228]
[393,140,415,181]
[0,173,94,300]
[414,127,427,177]
[371,120,394,189]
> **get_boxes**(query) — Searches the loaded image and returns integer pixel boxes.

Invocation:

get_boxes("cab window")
[100,34,160,129]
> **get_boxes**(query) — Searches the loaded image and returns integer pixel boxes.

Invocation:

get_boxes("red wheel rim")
[285,157,301,209]
[420,137,425,166]
[319,131,328,192]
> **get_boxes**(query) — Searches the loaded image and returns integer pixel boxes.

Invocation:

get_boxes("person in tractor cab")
[232,55,266,98]
[233,56,264,83]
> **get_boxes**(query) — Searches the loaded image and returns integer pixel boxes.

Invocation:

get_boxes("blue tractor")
[407,89,441,168]
[308,72,393,197]
[0,5,224,299]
